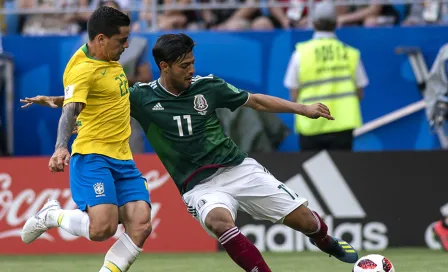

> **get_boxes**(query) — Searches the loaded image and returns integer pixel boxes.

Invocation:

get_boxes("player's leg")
[21,154,120,243]
[98,159,152,272]
[51,154,120,241]
[207,208,272,272]
[98,201,151,272]
[53,204,118,241]
[283,206,358,263]
[233,158,358,264]
[118,201,152,246]
[183,180,272,272]
[433,203,448,251]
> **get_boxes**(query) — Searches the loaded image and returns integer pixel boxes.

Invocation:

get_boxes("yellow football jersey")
[63,44,132,160]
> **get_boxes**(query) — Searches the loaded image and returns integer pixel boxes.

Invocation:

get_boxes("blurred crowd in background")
[2,0,448,157]
[1,0,447,35]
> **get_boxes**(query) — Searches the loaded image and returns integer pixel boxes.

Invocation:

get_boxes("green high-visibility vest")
[295,38,362,136]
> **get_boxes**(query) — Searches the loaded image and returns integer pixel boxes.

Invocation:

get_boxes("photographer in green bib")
[284,1,369,151]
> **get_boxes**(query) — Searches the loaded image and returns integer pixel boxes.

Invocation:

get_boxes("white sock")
[99,233,142,272]
[46,209,90,240]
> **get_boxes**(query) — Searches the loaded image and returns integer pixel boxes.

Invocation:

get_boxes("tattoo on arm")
[55,102,83,149]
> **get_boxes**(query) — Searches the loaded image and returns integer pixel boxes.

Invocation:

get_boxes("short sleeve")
[213,77,250,112]
[63,64,92,106]
[129,84,143,119]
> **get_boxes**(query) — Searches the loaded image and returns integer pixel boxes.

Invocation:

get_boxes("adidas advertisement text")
[225,151,448,252]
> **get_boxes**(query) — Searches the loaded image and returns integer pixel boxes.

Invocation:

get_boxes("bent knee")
[125,212,152,239]
[301,213,319,233]
[284,206,319,233]
[204,208,235,237]
[205,220,235,238]
[89,223,118,241]
[136,221,153,239]
[124,220,152,247]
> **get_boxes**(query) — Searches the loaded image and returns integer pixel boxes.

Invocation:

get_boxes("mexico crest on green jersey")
[194,94,208,115]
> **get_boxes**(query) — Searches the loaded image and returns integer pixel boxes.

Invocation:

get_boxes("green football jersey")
[130,75,249,194]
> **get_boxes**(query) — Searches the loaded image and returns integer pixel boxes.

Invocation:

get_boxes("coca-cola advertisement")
[0,155,216,254]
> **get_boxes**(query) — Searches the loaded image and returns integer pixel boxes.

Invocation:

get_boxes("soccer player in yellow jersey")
[21,7,152,272]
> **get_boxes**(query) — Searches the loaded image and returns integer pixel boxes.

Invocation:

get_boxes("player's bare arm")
[244,93,334,120]
[49,102,84,173]
[20,95,64,108]
[289,88,299,102]
[55,102,84,148]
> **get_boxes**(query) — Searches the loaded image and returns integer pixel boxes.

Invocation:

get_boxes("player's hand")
[20,96,58,109]
[303,103,335,120]
[49,148,71,173]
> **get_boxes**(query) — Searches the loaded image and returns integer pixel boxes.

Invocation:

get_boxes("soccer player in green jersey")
[21,33,359,271]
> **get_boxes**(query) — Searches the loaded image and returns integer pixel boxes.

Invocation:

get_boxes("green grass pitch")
[0,248,446,271]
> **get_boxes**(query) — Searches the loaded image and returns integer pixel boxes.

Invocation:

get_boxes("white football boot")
[21,199,61,244]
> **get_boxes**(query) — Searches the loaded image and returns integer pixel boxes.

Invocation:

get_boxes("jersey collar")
[157,78,186,97]
[81,44,109,62]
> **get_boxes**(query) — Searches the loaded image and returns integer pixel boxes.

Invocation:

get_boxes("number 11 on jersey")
[173,115,193,136]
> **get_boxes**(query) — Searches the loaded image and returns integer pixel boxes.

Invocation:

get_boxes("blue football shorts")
[70,153,151,211]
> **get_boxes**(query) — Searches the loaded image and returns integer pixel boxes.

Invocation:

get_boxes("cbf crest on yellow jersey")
[63,44,132,160]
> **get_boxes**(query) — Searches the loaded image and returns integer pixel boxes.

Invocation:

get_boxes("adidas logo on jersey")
[152,103,164,111]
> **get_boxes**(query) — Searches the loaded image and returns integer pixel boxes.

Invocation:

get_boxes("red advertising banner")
[0,154,216,254]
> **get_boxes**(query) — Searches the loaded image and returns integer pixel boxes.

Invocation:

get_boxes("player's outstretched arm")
[244,93,334,120]
[49,102,84,173]
[20,96,64,108]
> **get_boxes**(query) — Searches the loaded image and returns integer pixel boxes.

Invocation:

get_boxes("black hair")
[87,6,130,41]
[152,33,196,70]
